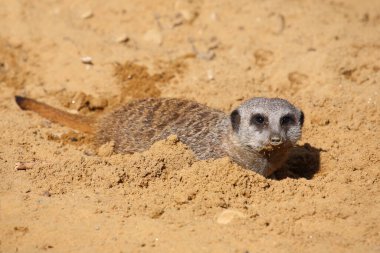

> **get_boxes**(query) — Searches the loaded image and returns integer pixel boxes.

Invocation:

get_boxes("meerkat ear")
[299,111,304,126]
[230,109,241,132]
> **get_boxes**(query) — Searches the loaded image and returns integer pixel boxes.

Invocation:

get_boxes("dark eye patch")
[280,114,295,126]
[250,113,266,126]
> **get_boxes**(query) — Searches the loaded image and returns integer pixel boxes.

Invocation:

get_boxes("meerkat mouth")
[246,143,283,152]
[258,143,284,152]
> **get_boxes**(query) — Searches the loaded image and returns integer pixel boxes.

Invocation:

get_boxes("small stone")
[310,115,330,126]
[172,13,184,27]
[81,56,93,65]
[70,92,87,110]
[268,13,285,34]
[115,34,130,43]
[88,96,108,110]
[180,10,198,23]
[8,37,23,48]
[14,226,29,234]
[166,135,179,144]
[47,132,64,141]
[40,120,52,128]
[143,29,163,45]
[81,11,93,19]
[84,149,96,156]
[42,191,51,197]
[174,193,189,205]
[207,37,219,50]
[216,209,246,224]
[149,207,165,219]
[97,141,115,157]
[15,162,35,171]
[254,49,274,67]
[210,12,218,21]
[207,69,214,80]
[288,71,308,86]
[197,50,215,61]
[41,244,54,250]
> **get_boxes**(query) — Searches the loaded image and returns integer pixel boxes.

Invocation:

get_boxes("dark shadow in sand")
[275,143,324,180]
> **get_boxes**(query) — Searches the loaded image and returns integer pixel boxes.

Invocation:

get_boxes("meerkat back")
[95,98,228,157]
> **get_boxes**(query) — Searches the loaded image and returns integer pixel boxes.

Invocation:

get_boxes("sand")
[0,0,379,252]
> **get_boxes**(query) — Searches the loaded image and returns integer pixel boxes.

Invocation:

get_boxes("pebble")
[174,194,188,204]
[97,141,115,157]
[268,13,285,34]
[207,37,219,50]
[15,162,35,171]
[180,10,198,23]
[197,50,215,61]
[149,207,165,219]
[207,69,214,80]
[81,11,93,19]
[166,135,180,144]
[210,12,218,21]
[115,34,130,43]
[42,191,51,197]
[80,56,93,65]
[172,13,184,27]
[288,71,308,85]
[14,226,29,234]
[216,209,246,224]
[70,92,87,110]
[143,29,163,45]
[88,96,108,110]
[254,49,274,67]
[84,149,96,156]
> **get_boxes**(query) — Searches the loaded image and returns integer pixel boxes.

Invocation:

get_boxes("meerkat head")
[230,97,304,152]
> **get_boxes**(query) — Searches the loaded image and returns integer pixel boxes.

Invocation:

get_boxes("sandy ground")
[0,0,379,252]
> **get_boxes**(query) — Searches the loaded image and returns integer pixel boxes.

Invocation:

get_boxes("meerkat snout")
[269,135,282,145]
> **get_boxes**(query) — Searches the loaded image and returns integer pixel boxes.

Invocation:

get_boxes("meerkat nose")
[270,136,282,145]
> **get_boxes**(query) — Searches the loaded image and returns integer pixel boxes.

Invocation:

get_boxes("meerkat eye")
[250,114,265,125]
[280,114,295,126]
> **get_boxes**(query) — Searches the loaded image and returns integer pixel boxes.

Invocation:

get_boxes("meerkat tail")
[15,96,95,134]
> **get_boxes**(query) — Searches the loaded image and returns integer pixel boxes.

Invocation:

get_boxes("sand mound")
[27,136,268,216]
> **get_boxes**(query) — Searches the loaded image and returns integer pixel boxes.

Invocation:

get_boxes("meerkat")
[15,96,304,177]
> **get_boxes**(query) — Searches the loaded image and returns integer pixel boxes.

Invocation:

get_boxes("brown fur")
[15,96,303,177]
[95,98,229,158]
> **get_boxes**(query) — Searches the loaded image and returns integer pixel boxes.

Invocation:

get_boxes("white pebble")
[207,69,214,80]
[210,12,218,21]
[81,10,93,19]
[81,56,93,64]
[216,209,246,224]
